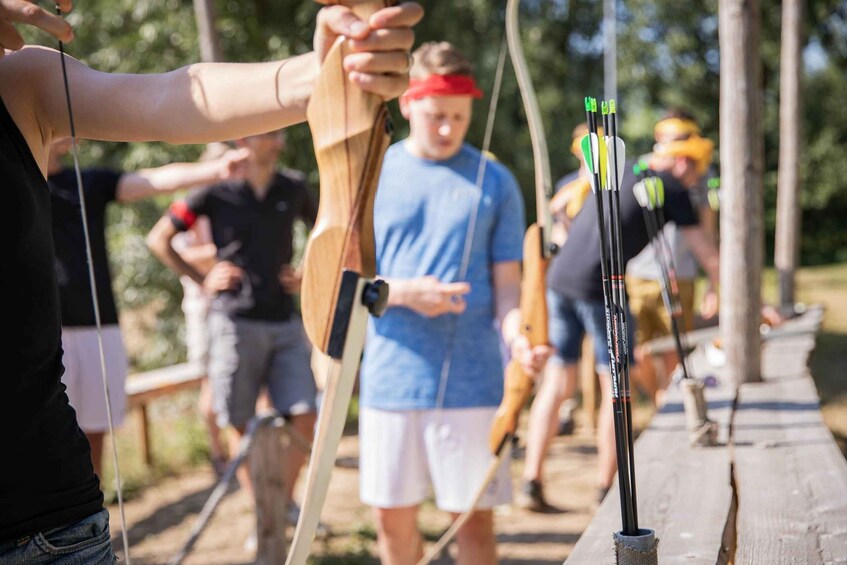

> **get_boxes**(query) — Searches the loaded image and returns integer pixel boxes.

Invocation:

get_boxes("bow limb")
[489,0,555,460]
[287,2,395,563]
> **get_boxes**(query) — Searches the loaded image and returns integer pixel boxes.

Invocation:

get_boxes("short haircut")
[410,41,474,79]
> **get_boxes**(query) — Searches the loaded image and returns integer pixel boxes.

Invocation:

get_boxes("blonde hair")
[410,41,474,79]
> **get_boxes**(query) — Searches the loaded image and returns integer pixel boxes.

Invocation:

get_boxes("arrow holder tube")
[680,379,719,447]
[613,528,659,565]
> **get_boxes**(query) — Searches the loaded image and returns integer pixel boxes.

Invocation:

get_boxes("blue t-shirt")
[360,142,525,410]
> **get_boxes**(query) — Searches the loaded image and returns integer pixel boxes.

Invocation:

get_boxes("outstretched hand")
[510,335,554,377]
[216,148,250,181]
[0,0,73,58]
[391,275,471,318]
[313,1,423,100]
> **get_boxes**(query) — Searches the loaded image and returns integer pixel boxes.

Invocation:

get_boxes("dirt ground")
[107,409,621,565]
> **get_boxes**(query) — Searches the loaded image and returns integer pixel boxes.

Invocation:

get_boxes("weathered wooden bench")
[566,305,847,563]
[125,362,205,466]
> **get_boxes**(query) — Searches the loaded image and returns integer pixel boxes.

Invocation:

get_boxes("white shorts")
[62,325,128,433]
[183,300,210,369]
[359,406,512,512]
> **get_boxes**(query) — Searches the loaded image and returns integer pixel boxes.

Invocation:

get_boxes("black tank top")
[0,96,103,540]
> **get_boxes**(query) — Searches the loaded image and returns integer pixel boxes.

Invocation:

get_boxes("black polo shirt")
[49,168,122,327]
[169,170,317,321]
[547,163,699,302]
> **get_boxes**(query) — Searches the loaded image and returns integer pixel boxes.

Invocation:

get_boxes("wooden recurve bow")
[417,1,556,562]
[286,2,395,563]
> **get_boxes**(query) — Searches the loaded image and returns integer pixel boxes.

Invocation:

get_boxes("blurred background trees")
[22,0,847,369]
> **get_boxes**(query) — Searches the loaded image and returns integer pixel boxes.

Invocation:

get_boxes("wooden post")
[249,419,290,564]
[775,0,804,308]
[719,0,765,384]
[136,404,152,466]
[192,0,223,63]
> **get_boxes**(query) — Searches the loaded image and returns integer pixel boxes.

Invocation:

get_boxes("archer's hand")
[0,0,73,58]
[392,275,471,318]
[510,335,554,377]
[216,148,250,181]
[203,261,243,294]
[279,264,302,294]
[313,2,423,100]
[699,289,719,320]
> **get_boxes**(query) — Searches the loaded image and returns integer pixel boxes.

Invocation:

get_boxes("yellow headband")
[653,135,715,175]
[654,118,700,141]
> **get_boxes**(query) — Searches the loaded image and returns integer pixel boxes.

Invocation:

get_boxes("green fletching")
[584,97,591,111]
[609,99,616,113]
[580,134,596,185]
[601,101,608,115]
[708,177,721,189]
[645,178,658,208]
[638,158,648,170]
[633,163,641,176]
[591,98,597,112]
[656,177,665,207]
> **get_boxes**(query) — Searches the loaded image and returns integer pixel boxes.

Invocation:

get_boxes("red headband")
[403,74,483,100]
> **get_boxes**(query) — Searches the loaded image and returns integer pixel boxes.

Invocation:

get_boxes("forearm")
[117,161,223,202]
[39,47,319,144]
[492,261,521,344]
[382,278,414,309]
[147,221,206,286]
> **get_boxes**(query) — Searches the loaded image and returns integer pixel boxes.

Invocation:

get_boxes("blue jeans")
[547,289,634,372]
[0,509,116,564]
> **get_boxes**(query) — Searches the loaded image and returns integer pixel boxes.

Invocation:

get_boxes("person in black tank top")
[0,1,420,561]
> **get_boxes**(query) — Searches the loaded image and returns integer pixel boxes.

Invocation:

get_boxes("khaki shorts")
[62,325,128,433]
[626,276,695,344]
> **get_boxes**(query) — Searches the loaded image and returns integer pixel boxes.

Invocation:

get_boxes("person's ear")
[399,96,412,120]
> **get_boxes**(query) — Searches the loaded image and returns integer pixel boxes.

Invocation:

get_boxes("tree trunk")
[193,0,223,63]
[719,0,765,384]
[775,0,804,308]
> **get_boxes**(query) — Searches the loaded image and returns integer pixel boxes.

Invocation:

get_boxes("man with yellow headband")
[626,109,719,406]
[358,41,551,564]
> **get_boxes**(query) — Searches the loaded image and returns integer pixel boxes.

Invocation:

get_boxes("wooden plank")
[566,345,736,563]
[733,377,847,563]
[125,362,204,408]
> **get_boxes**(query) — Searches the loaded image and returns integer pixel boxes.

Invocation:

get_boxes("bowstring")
[56,9,132,562]
[432,35,509,418]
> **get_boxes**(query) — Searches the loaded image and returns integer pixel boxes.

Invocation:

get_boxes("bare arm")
[146,216,206,286]
[383,276,470,317]
[682,225,720,289]
[492,260,521,345]
[175,243,217,277]
[0,2,422,173]
[115,148,248,202]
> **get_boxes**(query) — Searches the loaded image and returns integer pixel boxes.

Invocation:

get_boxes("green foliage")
[21,0,847,369]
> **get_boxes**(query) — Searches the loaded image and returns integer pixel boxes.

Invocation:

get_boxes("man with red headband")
[358,41,550,564]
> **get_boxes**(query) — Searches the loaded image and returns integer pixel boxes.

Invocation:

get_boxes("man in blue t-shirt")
[358,41,551,564]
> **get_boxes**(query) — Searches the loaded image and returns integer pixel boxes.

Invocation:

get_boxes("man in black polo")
[146,130,318,515]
